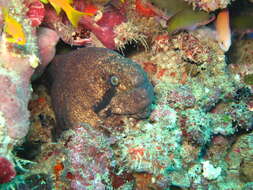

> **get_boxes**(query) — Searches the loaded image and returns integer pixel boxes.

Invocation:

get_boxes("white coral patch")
[202,160,221,180]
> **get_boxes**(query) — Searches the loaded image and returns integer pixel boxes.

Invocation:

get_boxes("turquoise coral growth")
[115,105,182,188]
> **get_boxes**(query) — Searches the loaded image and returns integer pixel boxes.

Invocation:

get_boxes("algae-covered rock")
[229,39,253,87]
[227,132,253,182]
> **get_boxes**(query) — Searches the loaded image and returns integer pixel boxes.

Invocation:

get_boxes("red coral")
[0,157,16,184]
[135,0,157,17]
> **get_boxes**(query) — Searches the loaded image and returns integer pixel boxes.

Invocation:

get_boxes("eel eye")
[110,75,119,86]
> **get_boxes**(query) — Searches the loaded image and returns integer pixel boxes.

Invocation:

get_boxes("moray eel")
[48,47,154,132]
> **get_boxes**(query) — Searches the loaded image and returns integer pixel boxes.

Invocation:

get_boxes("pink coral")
[62,124,113,189]
[0,56,33,140]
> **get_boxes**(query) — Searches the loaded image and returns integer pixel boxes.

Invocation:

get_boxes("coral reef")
[127,28,253,188]
[61,124,114,190]
[226,131,253,189]
[0,0,253,189]
[185,0,232,12]
[115,110,181,188]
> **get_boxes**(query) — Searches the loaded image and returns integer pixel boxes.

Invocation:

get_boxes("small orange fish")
[215,9,231,52]
[40,0,93,27]
[2,8,26,45]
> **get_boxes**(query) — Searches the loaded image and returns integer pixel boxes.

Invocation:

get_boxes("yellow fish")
[40,0,93,27]
[2,8,26,45]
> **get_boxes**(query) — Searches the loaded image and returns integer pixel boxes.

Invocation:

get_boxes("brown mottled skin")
[48,47,154,132]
